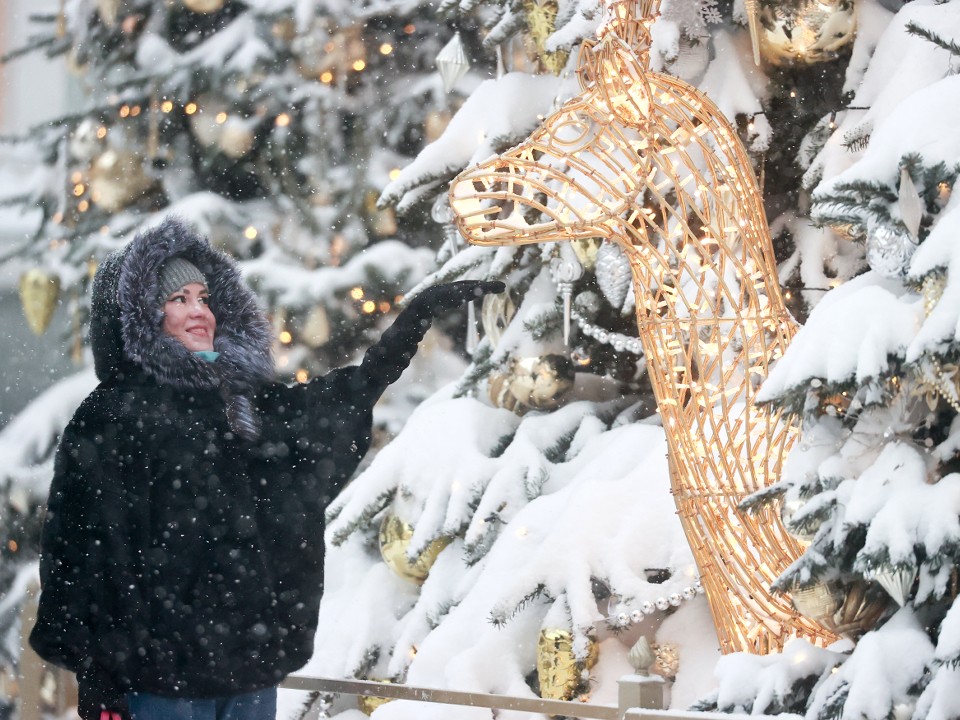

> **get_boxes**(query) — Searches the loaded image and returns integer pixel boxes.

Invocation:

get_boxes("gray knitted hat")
[157,256,207,300]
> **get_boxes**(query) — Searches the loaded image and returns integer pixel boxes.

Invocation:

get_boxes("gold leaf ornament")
[357,680,394,715]
[536,628,598,700]
[378,514,451,584]
[19,269,61,335]
[523,0,570,75]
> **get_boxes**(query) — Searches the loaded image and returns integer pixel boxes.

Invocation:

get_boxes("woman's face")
[162,282,216,352]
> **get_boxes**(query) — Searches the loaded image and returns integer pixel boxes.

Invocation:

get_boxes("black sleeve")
[358,280,505,402]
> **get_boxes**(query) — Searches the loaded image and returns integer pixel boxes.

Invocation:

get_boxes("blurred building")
[0,0,75,427]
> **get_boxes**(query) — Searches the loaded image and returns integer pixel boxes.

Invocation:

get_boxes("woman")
[29,217,502,720]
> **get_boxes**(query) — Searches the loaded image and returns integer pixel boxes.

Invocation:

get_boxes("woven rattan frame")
[448,0,837,654]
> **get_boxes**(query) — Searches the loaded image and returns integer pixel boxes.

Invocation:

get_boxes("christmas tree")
[0,0,472,681]
[300,1,960,720]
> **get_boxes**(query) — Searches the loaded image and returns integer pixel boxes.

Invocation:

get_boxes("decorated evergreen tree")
[0,0,472,674]
[300,2,960,720]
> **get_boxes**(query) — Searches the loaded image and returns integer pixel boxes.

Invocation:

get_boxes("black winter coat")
[29,218,498,700]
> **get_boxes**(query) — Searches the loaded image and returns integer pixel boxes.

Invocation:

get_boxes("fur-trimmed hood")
[90,217,273,437]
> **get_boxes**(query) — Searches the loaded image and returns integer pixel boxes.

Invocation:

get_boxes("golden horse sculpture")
[448,0,837,654]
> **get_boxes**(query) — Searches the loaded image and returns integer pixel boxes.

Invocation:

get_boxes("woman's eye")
[169,296,185,303]
[200,296,210,304]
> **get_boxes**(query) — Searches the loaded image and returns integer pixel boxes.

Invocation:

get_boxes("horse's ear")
[576,39,599,92]
[594,36,654,126]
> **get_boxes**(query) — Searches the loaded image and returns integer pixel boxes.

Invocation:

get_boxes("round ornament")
[365,191,397,237]
[424,110,452,143]
[780,496,815,546]
[301,305,331,348]
[218,118,256,158]
[182,0,225,13]
[790,579,888,639]
[70,119,103,161]
[488,354,575,414]
[378,514,451,584]
[19,269,61,335]
[89,148,157,212]
[651,643,679,682]
[536,628,598,701]
[757,0,857,67]
[866,222,916,280]
[188,98,227,147]
[271,17,297,43]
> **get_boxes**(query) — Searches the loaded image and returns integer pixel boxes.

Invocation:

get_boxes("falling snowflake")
[700,0,723,25]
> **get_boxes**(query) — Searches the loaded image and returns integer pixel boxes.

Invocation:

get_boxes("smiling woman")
[27,216,504,720]
[161,280,216,353]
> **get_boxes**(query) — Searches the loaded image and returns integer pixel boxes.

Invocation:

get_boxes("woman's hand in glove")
[77,664,130,720]
[403,280,506,324]
[358,279,505,397]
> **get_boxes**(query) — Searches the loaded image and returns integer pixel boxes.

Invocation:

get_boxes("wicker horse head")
[448,0,837,654]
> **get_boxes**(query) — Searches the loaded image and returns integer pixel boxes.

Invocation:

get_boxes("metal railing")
[281,672,668,720]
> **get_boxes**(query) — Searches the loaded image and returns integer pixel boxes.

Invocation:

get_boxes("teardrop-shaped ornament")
[595,242,632,309]
[868,566,916,607]
[436,33,470,93]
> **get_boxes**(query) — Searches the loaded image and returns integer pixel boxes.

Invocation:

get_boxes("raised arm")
[359,280,505,399]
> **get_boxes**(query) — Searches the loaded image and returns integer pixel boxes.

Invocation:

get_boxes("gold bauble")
[378,514,451,584]
[819,391,851,418]
[96,0,120,27]
[272,17,297,42]
[424,110,452,143]
[182,0,225,13]
[217,118,256,158]
[89,148,157,212]
[357,680,394,715]
[301,305,331,348]
[790,580,889,640]
[523,0,570,75]
[488,355,575,414]
[536,628,598,701]
[295,23,365,80]
[19,269,61,335]
[188,96,226,148]
[651,643,679,682]
[758,0,857,67]
[364,191,398,237]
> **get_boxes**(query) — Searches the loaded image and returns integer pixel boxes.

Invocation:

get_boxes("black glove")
[403,280,507,322]
[361,280,506,392]
[77,664,130,720]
